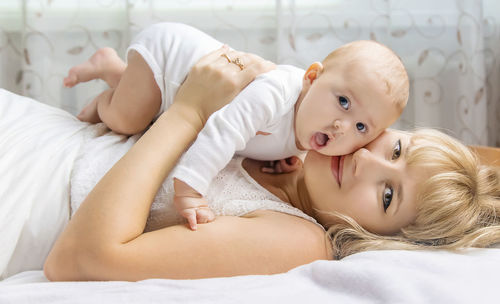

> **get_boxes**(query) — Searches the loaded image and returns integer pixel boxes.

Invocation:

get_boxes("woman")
[1,47,498,281]
[46,38,500,280]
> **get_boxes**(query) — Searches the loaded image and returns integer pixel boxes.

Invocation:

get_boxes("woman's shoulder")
[241,209,333,261]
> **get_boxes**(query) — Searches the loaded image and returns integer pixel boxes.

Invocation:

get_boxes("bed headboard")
[469,146,500,167]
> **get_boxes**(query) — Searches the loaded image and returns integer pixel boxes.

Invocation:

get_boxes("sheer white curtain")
[280,0,499,146]
[0,0,498,146]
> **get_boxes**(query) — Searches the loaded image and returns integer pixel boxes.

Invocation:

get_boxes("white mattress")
[1,249,500,303]
[1,89,499,303]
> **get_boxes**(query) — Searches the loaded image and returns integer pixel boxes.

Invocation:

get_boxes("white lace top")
[70,124,323,232]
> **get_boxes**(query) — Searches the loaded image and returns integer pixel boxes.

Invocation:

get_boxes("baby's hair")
[322,40,409,113]
[323,128,500,259]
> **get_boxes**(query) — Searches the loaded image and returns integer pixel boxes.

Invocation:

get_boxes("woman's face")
[303,129,427,235]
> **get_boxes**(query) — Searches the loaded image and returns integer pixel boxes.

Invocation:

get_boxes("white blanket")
[1,249,499,303]
[1,89,499,303]
[0,89,97,278]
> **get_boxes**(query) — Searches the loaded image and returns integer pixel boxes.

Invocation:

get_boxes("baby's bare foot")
[77,98,101,124]
[63,47,125,88]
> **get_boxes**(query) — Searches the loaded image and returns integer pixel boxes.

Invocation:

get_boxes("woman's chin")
[305,149,328,161]
[304,150,330,171]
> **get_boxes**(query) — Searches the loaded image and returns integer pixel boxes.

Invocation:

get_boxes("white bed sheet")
[1,248,499,303]
[0,88,95,278]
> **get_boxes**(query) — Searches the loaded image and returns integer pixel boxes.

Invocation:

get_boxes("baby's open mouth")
[310,132,329,150]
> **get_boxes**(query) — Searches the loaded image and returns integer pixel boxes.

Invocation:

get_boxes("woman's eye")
[356,122,366,133]
[383,186,393,212]
[392,139,401,160]
[338,96,349,110]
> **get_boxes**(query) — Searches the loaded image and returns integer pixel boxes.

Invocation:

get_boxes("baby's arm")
[173,178,214,230]
[172,73,287,227]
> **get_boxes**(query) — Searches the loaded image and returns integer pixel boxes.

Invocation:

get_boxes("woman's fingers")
[195,44,230,66]
[226,51,276,85]
[196,45,275,79]
[173,45,276,122]
[224,51,275,73]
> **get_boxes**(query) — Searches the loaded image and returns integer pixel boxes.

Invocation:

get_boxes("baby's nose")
[333,119,351,132]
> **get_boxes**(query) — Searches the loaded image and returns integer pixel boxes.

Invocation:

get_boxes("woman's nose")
[352,148,391,177]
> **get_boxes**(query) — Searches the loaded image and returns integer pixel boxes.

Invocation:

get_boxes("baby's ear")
[304,62,324,85]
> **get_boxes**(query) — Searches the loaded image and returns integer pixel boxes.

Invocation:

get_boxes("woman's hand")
[173,45,275,128]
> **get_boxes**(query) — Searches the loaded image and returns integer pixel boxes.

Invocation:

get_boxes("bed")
[1,249,500,303]
[0,89,499,303]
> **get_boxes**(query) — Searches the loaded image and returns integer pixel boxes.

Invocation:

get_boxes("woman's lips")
[338,155,344,186]
[330,155,344,187]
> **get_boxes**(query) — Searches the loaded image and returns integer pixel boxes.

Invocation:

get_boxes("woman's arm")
[43,47,277,280]
[44,47,327,281]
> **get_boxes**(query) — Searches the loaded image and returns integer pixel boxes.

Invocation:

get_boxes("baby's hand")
[173,196,215,231]
[260,156,301,174]
[173,178,215,230]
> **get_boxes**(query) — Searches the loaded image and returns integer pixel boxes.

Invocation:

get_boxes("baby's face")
[294,61,400,156]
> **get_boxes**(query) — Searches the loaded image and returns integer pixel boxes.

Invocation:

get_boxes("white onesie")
[127,22,305,195]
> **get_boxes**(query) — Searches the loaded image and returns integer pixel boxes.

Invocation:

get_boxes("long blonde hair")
[326,129,500,259]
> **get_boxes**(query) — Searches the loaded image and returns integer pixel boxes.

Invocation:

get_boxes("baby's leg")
[76,91,104,123]
[63,47,126,88]
[87,50,161,135]
[74,23,222,134]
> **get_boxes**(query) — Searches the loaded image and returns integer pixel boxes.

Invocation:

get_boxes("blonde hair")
[326,128,500,259]
[323,40,409,113]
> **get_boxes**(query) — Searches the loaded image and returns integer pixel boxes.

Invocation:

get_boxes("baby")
[64,22,409,230]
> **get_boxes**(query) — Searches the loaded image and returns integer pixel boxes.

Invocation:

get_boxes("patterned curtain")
[0,0,498,146]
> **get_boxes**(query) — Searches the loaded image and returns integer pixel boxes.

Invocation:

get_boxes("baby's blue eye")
[338,96,349,110]
[356,122,366,133]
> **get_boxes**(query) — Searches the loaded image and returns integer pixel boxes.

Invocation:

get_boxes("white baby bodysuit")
[127,22,305,195]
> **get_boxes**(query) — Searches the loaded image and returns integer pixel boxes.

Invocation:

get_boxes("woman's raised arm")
[44,46,277,281]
